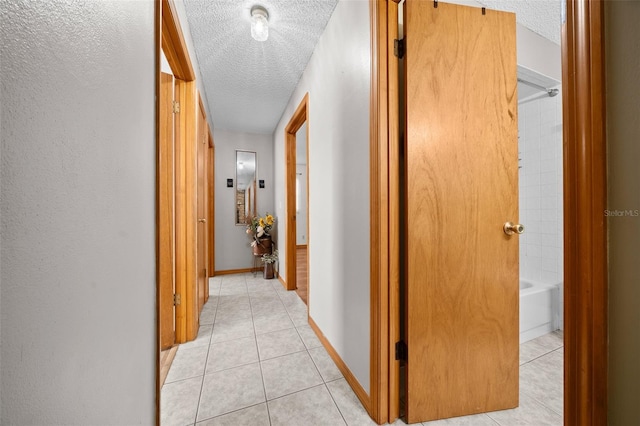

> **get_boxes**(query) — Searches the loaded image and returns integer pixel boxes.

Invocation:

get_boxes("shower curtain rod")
[517,78,559,97]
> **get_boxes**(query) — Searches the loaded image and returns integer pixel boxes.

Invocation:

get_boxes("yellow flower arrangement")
[246,213,276,246]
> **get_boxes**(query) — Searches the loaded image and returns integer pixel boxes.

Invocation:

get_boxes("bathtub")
[520,279,563,343]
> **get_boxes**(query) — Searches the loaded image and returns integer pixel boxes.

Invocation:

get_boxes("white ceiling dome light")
[250,5,269,42]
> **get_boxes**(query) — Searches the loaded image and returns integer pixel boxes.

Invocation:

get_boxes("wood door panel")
[196,96,208,312]
[159,72,175,350]
[404,1,518,422]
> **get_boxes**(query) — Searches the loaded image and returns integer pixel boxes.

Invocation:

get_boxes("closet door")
[159,72,176,349]
[403,1,519,422]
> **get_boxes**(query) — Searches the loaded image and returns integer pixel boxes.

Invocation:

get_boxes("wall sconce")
[250,5,269,42]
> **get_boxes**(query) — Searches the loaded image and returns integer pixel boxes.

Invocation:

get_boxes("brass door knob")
[198,218,206,223]
[503,222,524,235]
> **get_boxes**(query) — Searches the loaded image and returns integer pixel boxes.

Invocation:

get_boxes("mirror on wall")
[235,150,257,225]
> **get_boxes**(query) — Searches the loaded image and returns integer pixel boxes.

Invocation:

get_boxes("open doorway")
[295,122,309,304]
[284,94,309,303]
[380,0,607,424]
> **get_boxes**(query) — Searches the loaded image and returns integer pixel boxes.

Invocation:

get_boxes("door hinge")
[394,38,405,59]
[173,293,181,306]
[172,100,180,114]
[395,340,407,361]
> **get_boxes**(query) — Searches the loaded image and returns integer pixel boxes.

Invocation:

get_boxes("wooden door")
[208,138,215,277]
[196,98,208,311]
[159,72,176,349]
[403,1,519,422]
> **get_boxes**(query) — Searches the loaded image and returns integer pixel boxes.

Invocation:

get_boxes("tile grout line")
[520,346,563,367]
[323,382,350,426]
[246,275,274,426]
[192,276,225,425]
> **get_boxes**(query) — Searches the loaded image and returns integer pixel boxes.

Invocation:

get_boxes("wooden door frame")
[374,0,608,424]
[208,132,215,277]
[159,71,176,351]
[284,93,309,292]
[158,0,198,344]
[369,0,394,423]
[156,0,200,423]
[562,0,607,423]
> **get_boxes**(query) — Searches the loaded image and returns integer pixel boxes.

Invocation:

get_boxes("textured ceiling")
[479,0,561,45]
[184,0,560,135]
[183,0,339,135]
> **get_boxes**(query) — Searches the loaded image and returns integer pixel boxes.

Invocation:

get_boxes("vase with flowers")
[261,250,278,279]
[246,213,276,255]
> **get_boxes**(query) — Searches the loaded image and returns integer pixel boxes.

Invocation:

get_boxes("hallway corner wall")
[606,1,640,424]
[214,129,275,272]
[1,1,155,423]
[172,0,214,121]
[273,0,371,393]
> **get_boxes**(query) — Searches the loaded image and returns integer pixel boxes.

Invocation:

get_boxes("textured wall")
[480,0,561,45]
[214,129,274,272]
[273,0,371,393]
[0,1,155,423]
[606,1,640,424]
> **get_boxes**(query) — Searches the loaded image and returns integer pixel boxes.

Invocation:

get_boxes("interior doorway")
[295,122,309,304]
[378,0,607,424]
[284,94,309,301]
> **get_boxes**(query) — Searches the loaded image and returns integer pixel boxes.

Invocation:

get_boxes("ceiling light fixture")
[250,5,269,42]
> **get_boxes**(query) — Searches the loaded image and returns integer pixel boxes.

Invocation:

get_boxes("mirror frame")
[235,150,257,226]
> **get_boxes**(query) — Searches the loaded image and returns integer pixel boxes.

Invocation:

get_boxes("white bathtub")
[520,279,563,343]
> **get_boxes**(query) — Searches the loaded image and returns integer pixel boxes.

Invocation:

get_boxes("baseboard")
[214,267,259,275]
[308,316,372,415]
[277,272,288,290]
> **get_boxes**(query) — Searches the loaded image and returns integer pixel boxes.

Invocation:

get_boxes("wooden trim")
[174,79,198,342]
[284,93,309,292]
[159,72,176,351]
[386,0,400,422]
[173,79,185,342]
[369,0,389,423]
[208,135,215,276]
[562,1,608,424]
[161,0,195,81]
[304,109,311,312]
[198,94,206,119]
[159,345,178,388]
[184,84,198,339]
[295,244,308,249]
[277,272,287,289]
[214,268,256,276]
[309,316,372,414]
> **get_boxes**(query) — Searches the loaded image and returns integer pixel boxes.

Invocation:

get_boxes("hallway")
[161,273,375,425]
[161,272,564,426]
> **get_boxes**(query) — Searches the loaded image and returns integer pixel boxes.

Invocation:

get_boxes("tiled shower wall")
[518,89,564,285]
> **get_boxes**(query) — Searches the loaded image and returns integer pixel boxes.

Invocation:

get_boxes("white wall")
[606,1,640,423]
[274,0,371,392]
[1,0,155,424]
[512,1,563,292]
[173,0,213,120]
[516,24,561,82]
[214,129,274,272]
[518,91,563,287]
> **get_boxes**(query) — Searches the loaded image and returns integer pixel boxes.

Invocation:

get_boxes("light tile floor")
[162,273,564,426]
